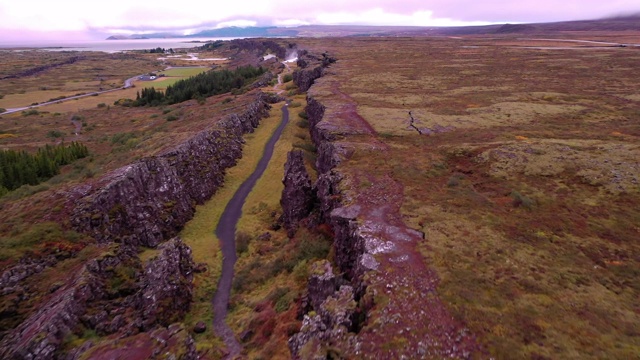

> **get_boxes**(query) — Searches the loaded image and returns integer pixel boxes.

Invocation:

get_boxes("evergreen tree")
[133,65,266,107]
[0,142,90,194]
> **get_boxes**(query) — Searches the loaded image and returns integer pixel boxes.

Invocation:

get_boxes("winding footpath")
[212,101,290,358]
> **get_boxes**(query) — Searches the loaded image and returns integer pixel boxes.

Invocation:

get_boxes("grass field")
[158,67,208,77]
[0,51,160,100]
[0,64,208,112]
[296,35,640,358]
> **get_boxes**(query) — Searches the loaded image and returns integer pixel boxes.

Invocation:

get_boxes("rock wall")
[285,55,481,358]
[71,92,281,248]
[280,150,314,238]
[0,92,283,359]
[292,51,336,92]
[1,56,82,80]
[0,238,196,360]
[230,39,288,60]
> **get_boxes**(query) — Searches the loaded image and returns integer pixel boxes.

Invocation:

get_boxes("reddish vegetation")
[288,34,640,358]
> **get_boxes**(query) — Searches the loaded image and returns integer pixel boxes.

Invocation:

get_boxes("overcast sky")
[1,0,639,41]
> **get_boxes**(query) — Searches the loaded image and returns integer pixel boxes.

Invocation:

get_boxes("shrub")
[283,74,293,83]
[511,191,535,209]
[114,98,134,107]
[293,142,316,153]
[447,173,465,187]
[22,109,40,116]
[236,231,251,255]
[110,132,136,145]
[47,130,65,139]
[166,115,178,121]
[83,169,95,179]
[296,119,309,128]
[0,108,5,114]
[269,287,295,313]
[97,103,107,108]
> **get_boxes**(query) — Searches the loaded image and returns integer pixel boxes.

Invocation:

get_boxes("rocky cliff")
[280,150,315,238]
[284,55,481,358]
[0,238,196,360]
[292,51,336,92]
[0,91,283,359]
[71,92,281,248]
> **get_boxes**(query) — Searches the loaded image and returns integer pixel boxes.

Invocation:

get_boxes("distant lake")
[0,38,240,52]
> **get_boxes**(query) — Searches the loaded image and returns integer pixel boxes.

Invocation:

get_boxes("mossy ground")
[297,35,640,358]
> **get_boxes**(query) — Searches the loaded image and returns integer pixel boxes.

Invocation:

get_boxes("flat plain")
[296,35,640,358]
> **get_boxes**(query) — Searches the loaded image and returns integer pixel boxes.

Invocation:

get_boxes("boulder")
[280,150,315,238]
[194,321,207,334]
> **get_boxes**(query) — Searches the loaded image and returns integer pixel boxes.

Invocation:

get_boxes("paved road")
[1,77,139,116]
[1,73,148,116]
[212,102,290,359]
[1,66,215,115]
[520,38,640,47]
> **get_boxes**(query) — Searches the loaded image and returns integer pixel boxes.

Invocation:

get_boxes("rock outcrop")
[280,150,314,238]
[139,238,195,330]
[1,56,82,80]
[285,53,482,358]
[68,323,198,360]
[71,92,281,248]
[292,51,336,92]
[289,284,357,359]
[230,39,288,60]
[0,238,196,360]
[0,91,284,359]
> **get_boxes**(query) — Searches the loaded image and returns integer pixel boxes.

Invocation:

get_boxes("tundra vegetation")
[0,32,639,359]
[295,35,640,358]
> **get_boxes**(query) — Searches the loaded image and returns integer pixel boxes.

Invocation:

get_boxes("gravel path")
[212,102,290,358]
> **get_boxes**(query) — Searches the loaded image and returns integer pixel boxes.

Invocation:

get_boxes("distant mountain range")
[106,27,298,40]
[105,15,640,40]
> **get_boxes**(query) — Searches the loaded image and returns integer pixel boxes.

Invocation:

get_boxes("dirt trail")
[212,102,290,359]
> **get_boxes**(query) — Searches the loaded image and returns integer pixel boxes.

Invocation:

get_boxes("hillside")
[109,15,640,40]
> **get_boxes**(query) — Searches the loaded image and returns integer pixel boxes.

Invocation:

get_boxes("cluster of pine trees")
[0,142,89,195]
[134,65,266,107]
[147,47,174,54]
[197,40,224,51]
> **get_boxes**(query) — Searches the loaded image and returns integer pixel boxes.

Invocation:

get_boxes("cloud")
[315,8,490,27]
[1,0,639,41]
[216,20,258,28]
[274,19,312,27]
